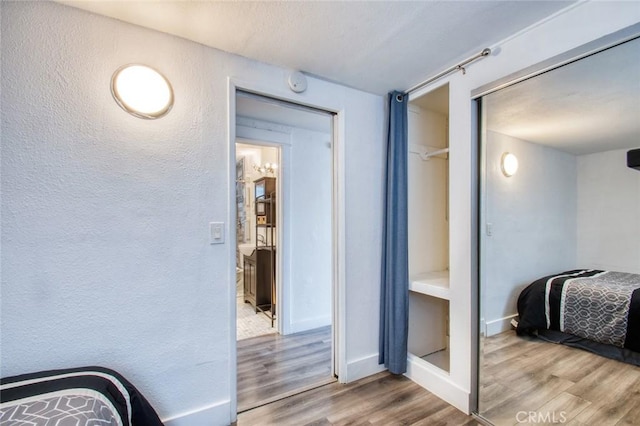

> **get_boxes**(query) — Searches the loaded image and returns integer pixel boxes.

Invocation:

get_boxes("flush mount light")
[111,64,173,119]
[501,152,519,177]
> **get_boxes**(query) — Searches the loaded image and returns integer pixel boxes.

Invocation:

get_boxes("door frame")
[227,78,346,420]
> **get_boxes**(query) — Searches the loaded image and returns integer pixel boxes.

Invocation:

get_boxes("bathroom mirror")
[476,32,640,425]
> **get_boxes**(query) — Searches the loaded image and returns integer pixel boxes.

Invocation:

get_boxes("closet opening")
[407,83,451,373]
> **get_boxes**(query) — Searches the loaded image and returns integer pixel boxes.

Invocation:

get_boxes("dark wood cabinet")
[243,248,275,312]
[243,254,256,306]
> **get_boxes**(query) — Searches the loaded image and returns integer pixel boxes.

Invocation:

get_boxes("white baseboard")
[162,400,231,426]
[286,316,331,335]
[405,354,469,413]
[485,314,518,337]
[344,353,386,383]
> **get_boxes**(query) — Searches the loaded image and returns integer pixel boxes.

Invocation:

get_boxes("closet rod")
[424,147,449,160]
[409,145,449,161]
[406,48,491,95]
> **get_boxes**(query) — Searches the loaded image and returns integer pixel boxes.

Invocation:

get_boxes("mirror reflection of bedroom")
[477,35,640,425]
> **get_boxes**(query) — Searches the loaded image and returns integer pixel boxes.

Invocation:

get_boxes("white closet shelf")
[409,270,450,300]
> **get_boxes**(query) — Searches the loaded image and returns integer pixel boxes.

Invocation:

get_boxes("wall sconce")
[253,162,278,175]
[501,152,518,177]
[111,64,174,119]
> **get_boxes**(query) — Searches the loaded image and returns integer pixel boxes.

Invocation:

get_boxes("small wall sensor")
[288,71,307,93]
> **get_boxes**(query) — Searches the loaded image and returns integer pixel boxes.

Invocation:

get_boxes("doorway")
[233,91,337,413]
[236,142,279,340]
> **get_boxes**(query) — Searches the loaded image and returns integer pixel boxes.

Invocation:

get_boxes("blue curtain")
[379,91,409,374]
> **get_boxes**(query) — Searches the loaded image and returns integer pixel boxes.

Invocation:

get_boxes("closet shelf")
[409,270,450,300]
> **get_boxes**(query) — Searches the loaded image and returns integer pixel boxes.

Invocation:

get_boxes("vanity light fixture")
[253,162,278,175]
[111,64,174,119]
[501,152,519,177]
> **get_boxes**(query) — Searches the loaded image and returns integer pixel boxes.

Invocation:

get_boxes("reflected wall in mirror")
[477,35,640,425]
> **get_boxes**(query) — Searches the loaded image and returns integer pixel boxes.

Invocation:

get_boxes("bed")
[516,269,640,366]
[0,366,163,425]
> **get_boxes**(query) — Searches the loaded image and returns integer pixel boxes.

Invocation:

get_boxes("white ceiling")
[58,0,573,95]
[484,37,640,156]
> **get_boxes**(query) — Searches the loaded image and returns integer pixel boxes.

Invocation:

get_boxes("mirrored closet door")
[476,31,640,426]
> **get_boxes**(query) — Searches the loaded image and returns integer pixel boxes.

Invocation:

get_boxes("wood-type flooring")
[238,328,640,425]
[238,370,478,425]
[478,331,640,425]
[237,325,335,413]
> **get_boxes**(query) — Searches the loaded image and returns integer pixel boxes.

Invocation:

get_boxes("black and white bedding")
[0,366,163,426]
[517,269,640,365]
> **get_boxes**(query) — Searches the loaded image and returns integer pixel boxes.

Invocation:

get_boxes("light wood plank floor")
[238,371,479,425]
[237,326,335,412]
[479,331,640,426]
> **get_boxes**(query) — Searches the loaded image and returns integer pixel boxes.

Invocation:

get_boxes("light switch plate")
[210,222,224,244]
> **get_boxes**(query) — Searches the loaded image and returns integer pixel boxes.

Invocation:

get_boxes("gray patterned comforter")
[517,269,640,353]
[0,367,164,426]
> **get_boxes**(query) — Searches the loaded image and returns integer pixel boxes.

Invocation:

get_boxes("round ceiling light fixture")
[111,64,174,119]
[501,152,519,177]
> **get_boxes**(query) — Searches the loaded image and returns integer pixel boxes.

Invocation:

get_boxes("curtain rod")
[406,48,491,95]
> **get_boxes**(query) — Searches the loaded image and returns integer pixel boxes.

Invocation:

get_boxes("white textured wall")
[483,132,577,333]
[289,127,333,332]
[0,2,384,425]
[577,149,640,273]
[2,4,229,423]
